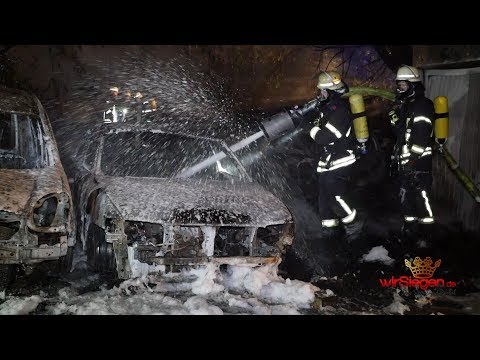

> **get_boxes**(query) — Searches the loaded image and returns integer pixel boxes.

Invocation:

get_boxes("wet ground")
[2,221,479,315]
[3,270,478,315]
[277,179,480,315]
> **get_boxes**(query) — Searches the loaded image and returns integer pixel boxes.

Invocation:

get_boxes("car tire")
[0,264,16,292]
[57,246,74,273]
[87,223,116,274]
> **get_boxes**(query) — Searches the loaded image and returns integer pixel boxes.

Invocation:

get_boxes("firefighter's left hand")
[296,117,314,133]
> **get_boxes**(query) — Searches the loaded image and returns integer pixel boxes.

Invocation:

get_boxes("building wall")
[416,46,480,232]
[6,45,186,110]
[414,45,480,68]
[424,68,480,232]
[193,45,395,111]
[461,74,480,231]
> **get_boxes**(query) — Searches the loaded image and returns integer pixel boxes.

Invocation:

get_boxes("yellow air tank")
[349,94,369,152]
[434,96,449,145]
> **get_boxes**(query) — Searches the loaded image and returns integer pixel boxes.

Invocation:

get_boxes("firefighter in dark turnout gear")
[389,65,435,240]
[291,71,362,241]
[103,86,120,123]
[103,86,130,123]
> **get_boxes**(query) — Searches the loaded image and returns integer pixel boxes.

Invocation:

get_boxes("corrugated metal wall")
[425,68,480,232]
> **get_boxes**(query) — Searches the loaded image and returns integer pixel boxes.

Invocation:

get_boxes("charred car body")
[0,86,75,286]
[74,124,294,279]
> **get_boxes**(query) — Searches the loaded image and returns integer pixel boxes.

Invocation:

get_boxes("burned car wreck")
[74,124,294,279]
[0,86,75,287]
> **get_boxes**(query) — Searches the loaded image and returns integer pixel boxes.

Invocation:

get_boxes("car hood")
[99,176,292,226]
[0,168,69,216]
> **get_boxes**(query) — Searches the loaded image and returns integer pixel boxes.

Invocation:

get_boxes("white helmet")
[317,71,346,91]
[396,65,422,82]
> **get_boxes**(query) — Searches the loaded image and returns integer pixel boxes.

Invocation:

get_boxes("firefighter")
[141,99,158,122]
[103,86,120,123]
[102,86,131,123]
[120,89,134,121]
[388,65,435,243]
[292,71,363,242]
[134,91,144,122]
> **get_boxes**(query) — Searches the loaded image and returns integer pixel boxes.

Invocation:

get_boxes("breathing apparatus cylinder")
[434,96,449,145]
[348,94,369,154]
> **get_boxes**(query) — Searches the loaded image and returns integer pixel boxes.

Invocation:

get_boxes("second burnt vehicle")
[73,123,294,279]
[0,86,75,289]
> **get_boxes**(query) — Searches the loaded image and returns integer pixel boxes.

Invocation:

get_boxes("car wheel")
[0,264,16,292]
[57,246,74,273]
[278,246,314,282]
[86,224,116,274]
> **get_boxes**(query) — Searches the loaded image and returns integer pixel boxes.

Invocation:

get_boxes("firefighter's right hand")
[291,98,319,126]
[290,110,314,132]
[297,98,318,118]
[289,109,303,128]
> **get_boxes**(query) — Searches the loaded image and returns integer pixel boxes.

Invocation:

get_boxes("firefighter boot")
[400,221,419,252]
[320,225,350,273]
[416,223,434,249]
[342,217,365,244]
[321,225,343,241]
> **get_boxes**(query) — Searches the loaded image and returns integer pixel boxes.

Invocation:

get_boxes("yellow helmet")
[317,71,345,91]
[396,65,422,82]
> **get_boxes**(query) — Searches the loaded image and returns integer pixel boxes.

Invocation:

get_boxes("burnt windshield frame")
[0,112,49,169]
[98,131,249,181]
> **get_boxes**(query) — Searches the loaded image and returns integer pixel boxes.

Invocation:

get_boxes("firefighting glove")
[312,114,327,128]
[296,98,319,119]
[291,98,320,128]
[290,111,312,133]
[289,109,304,128]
